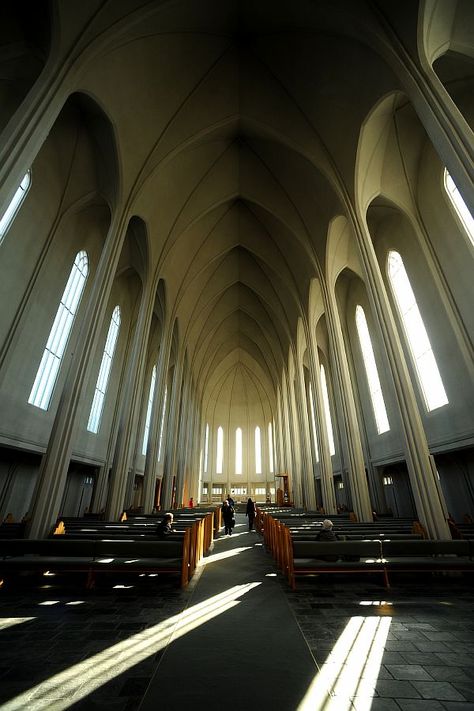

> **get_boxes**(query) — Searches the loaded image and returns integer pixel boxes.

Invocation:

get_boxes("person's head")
[164,512,173,523]
[322,519,333,530]
[223,500,229,507]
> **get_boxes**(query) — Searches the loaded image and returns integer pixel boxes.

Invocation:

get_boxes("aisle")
[138,514,318,710]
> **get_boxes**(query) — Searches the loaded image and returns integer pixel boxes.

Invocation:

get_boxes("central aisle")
[139,514,319,710]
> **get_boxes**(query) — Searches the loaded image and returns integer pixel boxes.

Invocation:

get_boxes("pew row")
[0,531,195,589]
[282,530,474,589]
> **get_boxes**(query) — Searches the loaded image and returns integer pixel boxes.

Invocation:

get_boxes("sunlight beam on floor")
[4,582,261,710]
[0,617,36,631]
[296,615,392,711]
[202,547,253,564]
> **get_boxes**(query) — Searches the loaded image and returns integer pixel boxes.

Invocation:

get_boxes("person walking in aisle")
[246,497,256,532]
[222,499,235,535]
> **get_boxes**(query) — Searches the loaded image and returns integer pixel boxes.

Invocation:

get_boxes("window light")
[142,365,156,455]
[320,364,335,456]
[444,169,474,247]
[29,250,89,410]
[355,305,390,434]
[387,250,448,411]
[0,171,31,244]
[308,383,320,461]
[204,423,209,473]
[255,426,262,474]
[87,305,121,433]
[268,422,274,473]
[216,426,224,474]
[157,386,168,461]
[235,428,242,474]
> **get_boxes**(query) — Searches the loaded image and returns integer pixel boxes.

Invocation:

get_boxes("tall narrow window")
[444,169,474,247]
[216,426,224,474]
[355,305,390,434]
[388,250,448,411]
[142,365,157,455]
[204,423,209,473]
[29,250,89,410]
[87,305,121,433]
[255,426,262,474]
[157,386,168,461]
[268,422,274,473]
[320,364,335,456]
[235,428,242,474]
[0,170,31,244]
[308,383,320,462]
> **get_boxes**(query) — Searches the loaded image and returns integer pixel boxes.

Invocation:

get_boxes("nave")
[0,514,474,710]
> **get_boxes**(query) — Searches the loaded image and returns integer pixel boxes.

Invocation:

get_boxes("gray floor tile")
[376,680,421,698]
[412,681,466,701]
[385,665,433,681]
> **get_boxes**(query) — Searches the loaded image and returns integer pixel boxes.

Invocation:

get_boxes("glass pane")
[320,364,335,455]
[87,306,121,433]
[388,250,448,411]
[28,250,88,410]
[355,305,390,434]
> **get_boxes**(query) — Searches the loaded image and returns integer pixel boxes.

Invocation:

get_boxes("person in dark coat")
[156,512,175,538]
[246,497,256,532]
[316,519,338,541]
[315,519,339,561]
[222,499,235,535]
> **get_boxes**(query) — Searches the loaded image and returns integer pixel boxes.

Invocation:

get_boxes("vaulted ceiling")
[17,0,470,417]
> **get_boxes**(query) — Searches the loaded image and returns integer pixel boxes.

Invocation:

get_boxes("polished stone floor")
[0,519,473,710]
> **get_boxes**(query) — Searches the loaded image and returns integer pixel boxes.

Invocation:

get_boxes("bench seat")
[287,538,474,589]
[0,537,191,587]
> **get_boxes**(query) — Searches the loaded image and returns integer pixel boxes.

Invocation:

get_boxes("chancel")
[0,1,473,709]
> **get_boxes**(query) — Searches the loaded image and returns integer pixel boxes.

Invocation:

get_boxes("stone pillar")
[325,286,373,522]
[296,357,317,510]
[142,320,172,513]
[351,210,450,538]
[306,329,337,515]
[27,209,128,538]
[105,279,155,520]
[162,355,185,509]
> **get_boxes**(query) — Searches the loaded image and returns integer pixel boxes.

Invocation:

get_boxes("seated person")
[316,519,339,561]
[156,512,176,538]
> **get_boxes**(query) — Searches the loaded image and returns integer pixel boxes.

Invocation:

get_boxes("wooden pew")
[0,530,195,589]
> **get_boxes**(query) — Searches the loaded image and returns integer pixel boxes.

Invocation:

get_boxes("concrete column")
[286,374,305,506]
[325,286,373,522]
[142,320,173,513]
[306,330,337,515]
[105,279,155,520]
[27,208,128,538]
[296,359,317,510]
[351,210,451,538]
[164,355,186,508]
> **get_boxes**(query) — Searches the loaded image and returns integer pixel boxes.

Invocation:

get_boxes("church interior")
[0,1,473,709]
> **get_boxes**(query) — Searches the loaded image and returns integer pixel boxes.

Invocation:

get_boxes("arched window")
[87,305,121,433]
[387,250,448,411]
[235,428,242,474]
[268,422,274,473]
[29,250,89,410]
[320,364,335,456]
[0,170,31,244]
[216,426,224,474]
[355,305,390,434]
[255,426,262,474]
[204,423,209,473]
[157,386,168,461]
[142,365,156,455]
[308,382,320,462]
[444,169,474,247]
